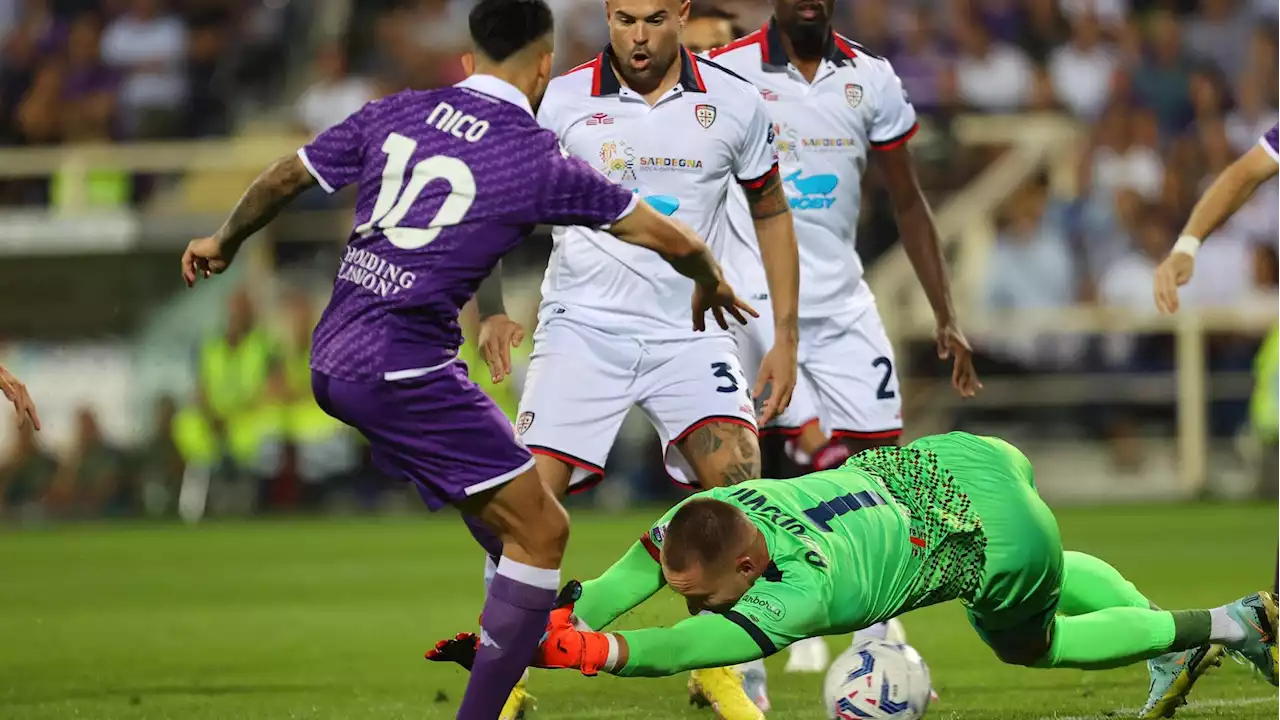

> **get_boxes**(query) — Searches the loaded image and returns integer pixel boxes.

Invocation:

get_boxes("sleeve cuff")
[870,122,919,152]
[296,147,337,194]
[737,163,779,191]
[639,533,661,561]
[722,610,778,657]
[1259,134,1280,163]
[601,193,640,230]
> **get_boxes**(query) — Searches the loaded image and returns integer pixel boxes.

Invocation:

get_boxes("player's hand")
[0,364,38,431]
[477,314,526,384]
[754,342,796,426]
[691,280,758,332]
[936,323,981,398]
[181,236,234,287]
[534,601,611,675]
[425,632,479,671]
[1154,252,1195,314]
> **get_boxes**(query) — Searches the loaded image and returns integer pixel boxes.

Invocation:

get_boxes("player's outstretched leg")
[456,468,569,720]
[1052,551,1225,719]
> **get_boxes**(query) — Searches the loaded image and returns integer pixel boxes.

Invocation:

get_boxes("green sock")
[1058,551,1155,616]
[1038,608,1211,670]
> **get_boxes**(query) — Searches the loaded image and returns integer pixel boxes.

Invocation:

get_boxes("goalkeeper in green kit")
[429,432,1278,719]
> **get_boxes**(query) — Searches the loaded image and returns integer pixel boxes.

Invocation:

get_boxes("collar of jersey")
[590,45,706,97]
[760,18,857,69]
[454,74,535,118]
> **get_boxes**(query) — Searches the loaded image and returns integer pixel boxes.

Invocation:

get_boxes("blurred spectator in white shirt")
[1097,204,1167,363]
[1184,0,1252,83]
[296,42,376,137]
[1226,75,1277,154]
[952,14,1037,112]
[983,179,1084,368]
[100,0,186,138]
[1077,104,1165,275]
[1081,104,1164,203]
[1049,12,1117,119]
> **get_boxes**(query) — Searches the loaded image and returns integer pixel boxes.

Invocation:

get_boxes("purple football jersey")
[300,76,637,381]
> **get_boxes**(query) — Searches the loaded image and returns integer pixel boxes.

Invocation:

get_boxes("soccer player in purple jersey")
[1154,123,1279,313]
[179,0,756,716]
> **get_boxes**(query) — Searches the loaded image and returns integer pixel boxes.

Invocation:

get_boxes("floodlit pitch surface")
[1,504,1276,719]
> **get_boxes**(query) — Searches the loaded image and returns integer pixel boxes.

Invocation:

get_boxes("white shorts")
[733,301,821,434]
[517,317,757,490]
[798,309,903,441]
[737,306,903,442]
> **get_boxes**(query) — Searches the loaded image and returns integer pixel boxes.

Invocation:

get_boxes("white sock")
[483,555,498,593]
[495,556,561,591]
[1209,606,1247,645]
[735,658,767,678]
[853,622,889,643]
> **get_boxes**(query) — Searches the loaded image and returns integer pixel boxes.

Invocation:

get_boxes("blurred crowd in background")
[0,0,1276,521]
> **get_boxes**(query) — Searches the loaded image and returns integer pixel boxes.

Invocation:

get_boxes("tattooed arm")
[742,168,800,349]
[182,154,318,285]
[740,168,800,424]
[213,154,318,260]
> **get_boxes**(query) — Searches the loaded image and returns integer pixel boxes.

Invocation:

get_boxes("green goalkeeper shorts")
[908,432,1064,643]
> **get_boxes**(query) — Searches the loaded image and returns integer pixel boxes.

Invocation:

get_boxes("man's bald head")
[660,498,766,614]
[661,497,754,573]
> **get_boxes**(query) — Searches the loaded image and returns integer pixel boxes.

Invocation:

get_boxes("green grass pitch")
[1,503,1276,719]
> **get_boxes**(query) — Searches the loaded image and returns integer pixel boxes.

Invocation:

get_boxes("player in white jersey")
[708,0,981,685]
[472,0,803,715]
[1154,123,1279,314]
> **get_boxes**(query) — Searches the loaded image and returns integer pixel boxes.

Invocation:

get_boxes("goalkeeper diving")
[429,432,1278,719]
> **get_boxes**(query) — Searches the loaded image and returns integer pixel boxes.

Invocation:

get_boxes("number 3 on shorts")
[710,362,739,393]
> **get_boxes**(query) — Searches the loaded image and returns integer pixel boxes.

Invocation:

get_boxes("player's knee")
[522,499,570,566]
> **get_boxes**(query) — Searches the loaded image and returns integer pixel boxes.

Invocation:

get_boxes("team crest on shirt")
[694,104,717,129]
[845,83,863,108]
[598,141,637,181]
[516,411,535,435]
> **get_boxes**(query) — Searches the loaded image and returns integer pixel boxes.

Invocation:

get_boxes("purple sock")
[456,558,558,720]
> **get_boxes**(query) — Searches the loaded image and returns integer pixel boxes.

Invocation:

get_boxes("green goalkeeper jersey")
[573,443,988,676]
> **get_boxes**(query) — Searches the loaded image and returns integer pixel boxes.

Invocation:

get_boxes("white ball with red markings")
[823,638,932,720]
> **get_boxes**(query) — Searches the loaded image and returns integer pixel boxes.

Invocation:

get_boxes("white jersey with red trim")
[710,22,919,320]
[534,47,779,339]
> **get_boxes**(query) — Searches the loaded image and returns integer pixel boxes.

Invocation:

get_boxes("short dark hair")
[662,498,750,572]
[469,0,554,63]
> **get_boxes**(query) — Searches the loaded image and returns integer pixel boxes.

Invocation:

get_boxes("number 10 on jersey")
[356,132,477,250]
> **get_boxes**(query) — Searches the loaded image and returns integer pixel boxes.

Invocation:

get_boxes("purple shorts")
[312,362,534,510]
